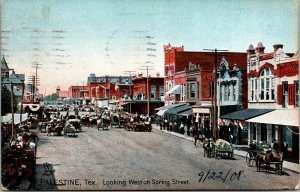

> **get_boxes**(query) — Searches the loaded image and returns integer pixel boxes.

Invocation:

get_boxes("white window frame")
[150,86,156,99]
[259,68,274,101]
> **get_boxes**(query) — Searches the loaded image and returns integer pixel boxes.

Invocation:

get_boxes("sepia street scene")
[1,0,299,191]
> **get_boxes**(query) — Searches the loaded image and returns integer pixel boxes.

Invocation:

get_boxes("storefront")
[219,108,274,144]
[246,109,299,161]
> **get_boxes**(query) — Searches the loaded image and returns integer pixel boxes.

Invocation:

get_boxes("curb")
[152,124,300,173]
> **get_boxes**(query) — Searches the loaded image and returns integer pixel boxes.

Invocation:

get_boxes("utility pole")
[124,70,136,114]
[31,62,42,100]
[19,79,25,124]
[203,48,228,140]
[140,65,154,116]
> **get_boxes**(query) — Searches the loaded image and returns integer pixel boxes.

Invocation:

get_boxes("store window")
[252,124,256,140]
[283,126,293,151]
[261,124,267,142]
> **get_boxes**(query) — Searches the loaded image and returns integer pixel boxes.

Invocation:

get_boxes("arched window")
[260,67,274,101]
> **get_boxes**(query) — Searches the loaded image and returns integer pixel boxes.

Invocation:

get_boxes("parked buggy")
[110,114,120,128]
[246,142,283,174]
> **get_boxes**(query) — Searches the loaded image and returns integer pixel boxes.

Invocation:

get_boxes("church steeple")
[56,86,61,95]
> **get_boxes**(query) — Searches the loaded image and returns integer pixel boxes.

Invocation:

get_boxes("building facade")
[245,43,299,161]
[122,74,164,115]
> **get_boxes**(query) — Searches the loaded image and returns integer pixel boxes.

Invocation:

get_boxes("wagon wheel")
[246,151,254,167]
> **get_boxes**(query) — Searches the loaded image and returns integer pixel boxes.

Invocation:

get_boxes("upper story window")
[150,86,156,98]
[181,84,186,101]
[160,86,164,97]
[250,76,258,101]
[190,83,195,98]
[260,67,274,101]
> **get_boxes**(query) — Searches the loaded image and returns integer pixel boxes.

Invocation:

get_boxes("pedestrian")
[184,124,188,136]
[169,121,173,132]
[159,120,162,130]
[164,119,167,130]
[174,121,177,132]
[180,122,184,134]
[192,126,199,146]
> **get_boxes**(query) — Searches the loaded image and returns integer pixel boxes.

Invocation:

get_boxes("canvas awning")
[156,109,168,116]
[165,105,192,115]
[246,109,299,127]
[155,103,185,111]
[220,108,274,121]
[1,113,28,125]
[178,109,192,116]
[192,108,210,114]
[166,85,181,95]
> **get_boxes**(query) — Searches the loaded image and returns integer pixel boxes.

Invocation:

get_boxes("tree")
[1,85,18,116]
[44,93,59,101]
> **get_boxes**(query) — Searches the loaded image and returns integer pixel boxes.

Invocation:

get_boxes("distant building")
[86,74,132,101]
[1,56,25,103]
[121,73,164,115]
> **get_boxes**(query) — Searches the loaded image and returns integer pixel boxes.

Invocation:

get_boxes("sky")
[0,0,298,95]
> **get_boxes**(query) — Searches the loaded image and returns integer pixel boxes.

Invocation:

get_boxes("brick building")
[245,43,299,161]
[86,74,132,101]
[220,43,299,160]
[163,44,247,139]
[163,43,247,106]
[122,74,164,115]
[68,85,87,99]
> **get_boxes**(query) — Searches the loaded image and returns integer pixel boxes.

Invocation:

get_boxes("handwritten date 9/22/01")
[199,169,245,183]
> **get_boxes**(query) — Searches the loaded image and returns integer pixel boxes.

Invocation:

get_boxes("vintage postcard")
[1,0,299,191]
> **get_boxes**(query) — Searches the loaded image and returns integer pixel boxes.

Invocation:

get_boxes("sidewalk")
[152,124,300,173]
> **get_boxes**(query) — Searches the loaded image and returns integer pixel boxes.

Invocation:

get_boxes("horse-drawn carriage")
[203,139,234,159]
[110,114,121,128]
[125,121,152,132]
[246,142,283,174]
[97,117,110,130]
[214,139,234,158]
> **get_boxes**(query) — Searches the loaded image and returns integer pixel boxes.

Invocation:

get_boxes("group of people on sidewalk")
[158,119,206,147]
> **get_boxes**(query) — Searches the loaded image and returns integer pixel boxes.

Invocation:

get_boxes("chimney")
[247,44,255,55]
[255,42,265,54]
[273,44,283,52]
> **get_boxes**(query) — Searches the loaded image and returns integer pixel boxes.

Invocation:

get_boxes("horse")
[256,151,283,172]
[203,138,214,158]
[97,118,111,130]
[46,123,63,136]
